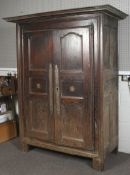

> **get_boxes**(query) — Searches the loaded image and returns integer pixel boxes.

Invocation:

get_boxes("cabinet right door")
[53,26,95,150]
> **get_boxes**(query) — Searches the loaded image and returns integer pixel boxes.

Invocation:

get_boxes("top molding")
[3,5,128,23]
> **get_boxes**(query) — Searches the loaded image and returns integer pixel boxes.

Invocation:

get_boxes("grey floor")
[0,138,130,175]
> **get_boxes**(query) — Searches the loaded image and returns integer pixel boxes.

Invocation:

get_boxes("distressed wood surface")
[3,5,127,23]
[6,6,127,171]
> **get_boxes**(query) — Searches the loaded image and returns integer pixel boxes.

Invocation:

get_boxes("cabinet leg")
[21,142,30,152]
[112,146,118,154]
[92,158,104,171]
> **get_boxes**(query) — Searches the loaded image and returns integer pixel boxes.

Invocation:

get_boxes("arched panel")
[60,32,83,71]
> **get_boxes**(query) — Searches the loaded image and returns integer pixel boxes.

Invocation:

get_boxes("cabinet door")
[23,31,54,142]
[53,27,94,150]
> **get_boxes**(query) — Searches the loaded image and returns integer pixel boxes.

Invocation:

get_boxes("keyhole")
[56,87,59,91]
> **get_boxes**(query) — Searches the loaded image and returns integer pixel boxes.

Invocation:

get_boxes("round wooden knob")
[69,85,75,92]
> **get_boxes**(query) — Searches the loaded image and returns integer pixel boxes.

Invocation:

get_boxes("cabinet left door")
[23,31,54,142]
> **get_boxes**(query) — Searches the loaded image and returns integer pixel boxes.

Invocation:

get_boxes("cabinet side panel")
[103,15,118,156]
[16,24,24,140]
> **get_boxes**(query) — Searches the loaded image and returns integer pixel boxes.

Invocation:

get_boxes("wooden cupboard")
[4,5,127,170]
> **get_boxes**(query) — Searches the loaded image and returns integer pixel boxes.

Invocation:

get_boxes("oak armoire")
[4,5,127,170]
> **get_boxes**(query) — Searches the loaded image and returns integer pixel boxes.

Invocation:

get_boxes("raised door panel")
[28,32,52,70]
[23,31,54,142]
[53,27,94,150]
[60,32,83,71]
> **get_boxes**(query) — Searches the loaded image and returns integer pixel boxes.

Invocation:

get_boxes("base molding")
[23,137,98,158]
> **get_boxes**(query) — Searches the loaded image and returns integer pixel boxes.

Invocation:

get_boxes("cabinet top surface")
[3,5,127,23]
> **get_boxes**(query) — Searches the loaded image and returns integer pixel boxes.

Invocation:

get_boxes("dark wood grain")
[3,5,127,23]
[23,30,54,142]
[5,5,127,171]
